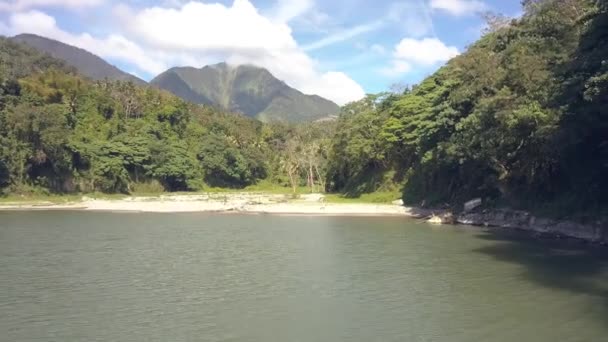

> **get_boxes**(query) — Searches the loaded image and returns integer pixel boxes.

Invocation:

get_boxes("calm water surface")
[1,212,607,342]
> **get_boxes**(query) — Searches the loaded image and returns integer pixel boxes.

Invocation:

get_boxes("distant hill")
[9,34,340,122]
[0,36,75,79]
[11,34,146,85]
[151,63,339,122]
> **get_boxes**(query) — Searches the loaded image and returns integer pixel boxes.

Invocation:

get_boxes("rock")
[428,215,443,225]
[427,213,455,225]
[392,199,404,206]
[457,209,607,244]
[464,198,482,212]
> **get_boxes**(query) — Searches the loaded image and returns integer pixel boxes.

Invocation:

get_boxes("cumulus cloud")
[124,1,295,52]
[384,37,459,75]
[430,0,488,16]
[121,0,365,104]
[394,37,459,65]
[0,0,103,11]
[3,0,366,105]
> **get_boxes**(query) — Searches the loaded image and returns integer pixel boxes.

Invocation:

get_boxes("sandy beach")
[0,193,431,217]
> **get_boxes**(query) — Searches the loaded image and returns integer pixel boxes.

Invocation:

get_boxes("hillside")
[151,63,339,122]
[0,37,330,195]
[326,0,607,216]
[11,34,146,85]
[0,37,74,79]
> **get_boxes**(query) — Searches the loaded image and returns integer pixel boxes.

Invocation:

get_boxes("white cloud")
[159,0,189,8]
[430,0,487,16]
[300,0,439,52]
[388,1,436,38]
[266,0,331,34]
[394,37,459,65]
[297,9,331,30]
[3,1,365,105]
[270,0,314,23]
[385,37,459,74]
[0,0,103,11]
[125,1,296,52]
[301,72,367,106]
[302,21,384,51]
[300,0,437,52]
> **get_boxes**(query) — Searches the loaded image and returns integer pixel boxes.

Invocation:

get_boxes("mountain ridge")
[10,33,340,122]
[151,63,340,122]
[10,33,146,85]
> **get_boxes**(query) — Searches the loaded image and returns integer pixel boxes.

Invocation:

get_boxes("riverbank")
[0,193,431,217]
[1,193,605,244]
[457,209,608,245]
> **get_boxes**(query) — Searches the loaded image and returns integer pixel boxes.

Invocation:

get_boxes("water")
[1,212,607,342]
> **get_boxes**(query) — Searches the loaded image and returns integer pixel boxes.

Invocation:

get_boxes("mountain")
[11,34,146,85]
[9,34,339,122]
[151,63,339,122]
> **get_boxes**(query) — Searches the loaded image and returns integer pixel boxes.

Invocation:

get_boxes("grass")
[244,181,311,195]
[324,191,401,204]
[0,181,401,206]
[0,192,129,204]
[199,180,313,195]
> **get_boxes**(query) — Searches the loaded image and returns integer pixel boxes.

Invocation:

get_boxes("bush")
[130,180,165,194]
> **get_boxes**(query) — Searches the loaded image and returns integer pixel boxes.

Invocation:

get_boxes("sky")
[0,0,521,105]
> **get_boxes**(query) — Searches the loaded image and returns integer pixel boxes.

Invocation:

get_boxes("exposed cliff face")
[457,210,607,244]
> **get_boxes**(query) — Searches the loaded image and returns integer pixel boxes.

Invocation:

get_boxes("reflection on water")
[1,211,607,342]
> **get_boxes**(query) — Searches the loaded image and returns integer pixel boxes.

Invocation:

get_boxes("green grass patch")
[1,181,400,206]
[0,192,132,204]
[0,194,82,204]
[324,191,400,204]
[244,180,312,194]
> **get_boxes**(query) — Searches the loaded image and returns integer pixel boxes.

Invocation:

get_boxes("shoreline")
[0,193,432,217]
[1,193,605,245]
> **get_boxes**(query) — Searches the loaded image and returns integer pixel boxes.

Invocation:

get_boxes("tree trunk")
[309,162,315,193]
[287,165,298,193]
[314,164,325,193]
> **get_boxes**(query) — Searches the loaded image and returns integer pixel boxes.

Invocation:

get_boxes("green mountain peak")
[151,63,339,122]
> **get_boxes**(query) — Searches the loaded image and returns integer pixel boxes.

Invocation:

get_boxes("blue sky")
[0,0,521,104]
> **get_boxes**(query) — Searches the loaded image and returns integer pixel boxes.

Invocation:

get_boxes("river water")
[1,211,607,342]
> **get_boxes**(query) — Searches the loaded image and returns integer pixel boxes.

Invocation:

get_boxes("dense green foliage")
[327,0,607,215]
[0,38,329,195]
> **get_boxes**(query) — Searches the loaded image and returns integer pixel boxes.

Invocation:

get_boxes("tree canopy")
[326,0,607,215]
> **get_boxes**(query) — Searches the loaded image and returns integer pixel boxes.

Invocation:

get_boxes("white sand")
[0,193,428,217]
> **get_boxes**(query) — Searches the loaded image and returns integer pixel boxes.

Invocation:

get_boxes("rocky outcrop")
[457,209,607,244]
